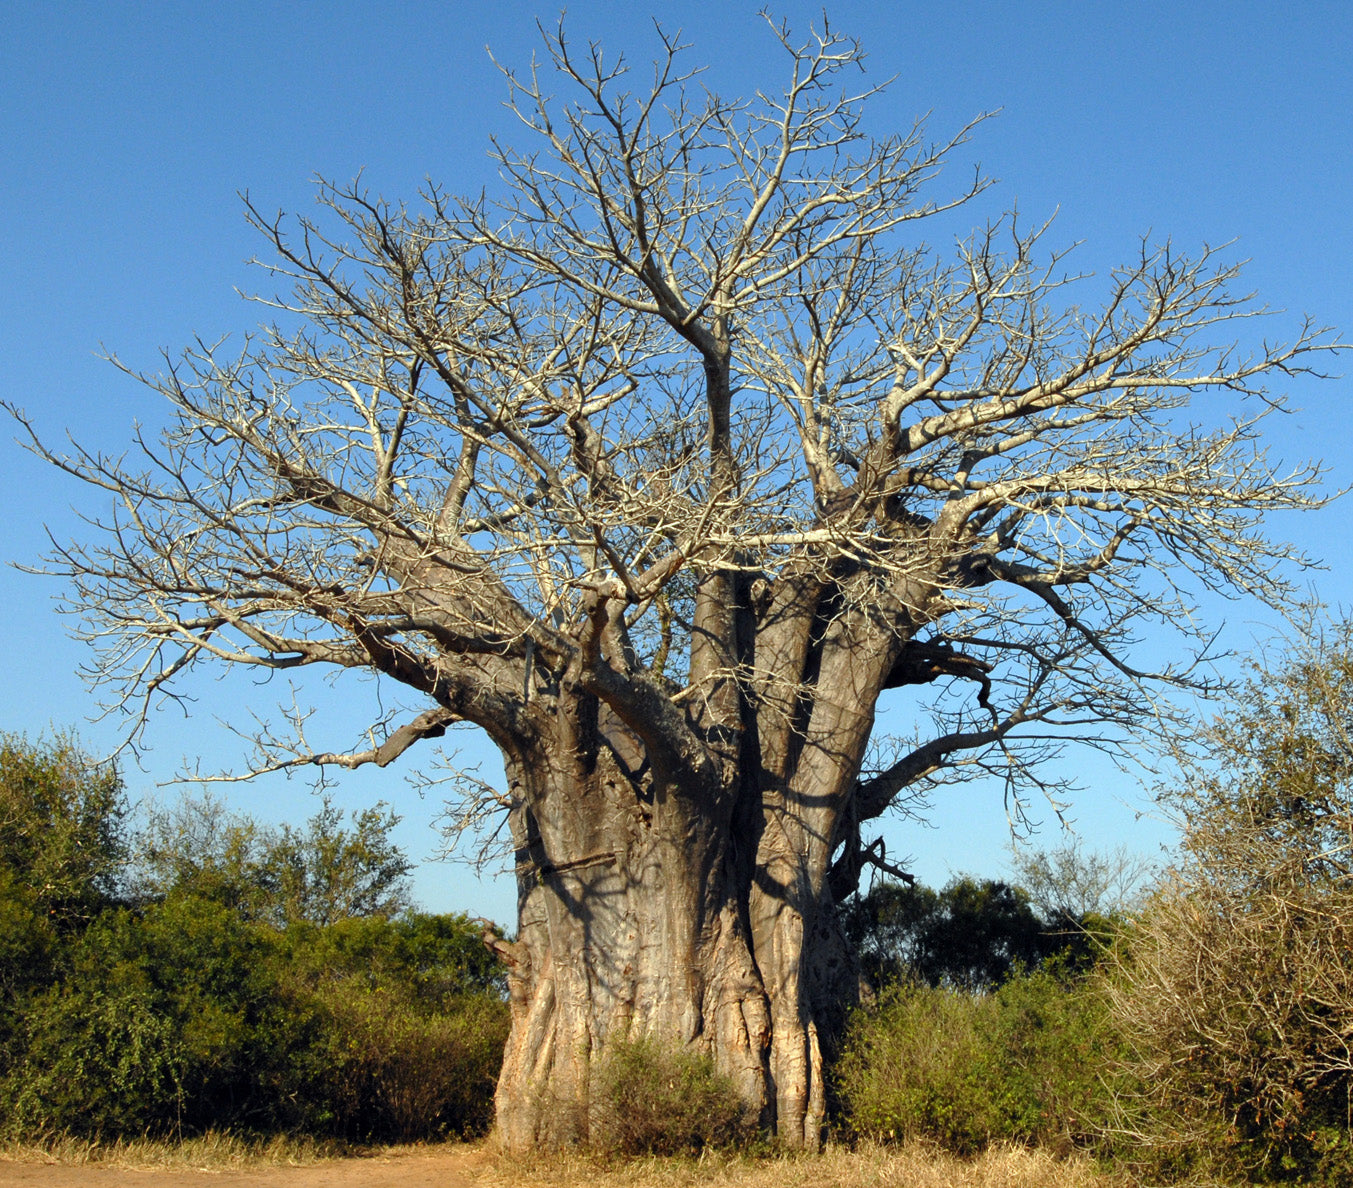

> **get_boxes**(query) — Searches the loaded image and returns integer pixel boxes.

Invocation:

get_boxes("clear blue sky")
[3,2,1351,923]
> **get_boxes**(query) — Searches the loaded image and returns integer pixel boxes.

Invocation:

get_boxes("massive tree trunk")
[489,744,832,1151]
[491,741,776,1149]
[486,571,916,1151]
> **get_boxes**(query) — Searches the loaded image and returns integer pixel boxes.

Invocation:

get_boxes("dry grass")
[0,1136,1139,1187]
[478,1140,1136,1188]
[0,1129,347,1170]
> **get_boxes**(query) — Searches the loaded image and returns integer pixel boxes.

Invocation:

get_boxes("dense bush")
[836,969,1122,1155]
[1104,622,1353,1184]
[591,1036,752,1156]
[3,892,273,1135]
[0,901,508,1140]
[281,910,507,1000]
[273,912,510,1140]
[313,986,509,1140]
[0,736,129,1094]
[0,745,507,1142]
[7,978,185,1136]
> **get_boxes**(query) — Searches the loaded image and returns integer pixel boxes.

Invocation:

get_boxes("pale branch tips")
[10,15,1343,1151]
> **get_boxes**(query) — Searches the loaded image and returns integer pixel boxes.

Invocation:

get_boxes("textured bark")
[490,714,775,1148]
[484,571,914,1151]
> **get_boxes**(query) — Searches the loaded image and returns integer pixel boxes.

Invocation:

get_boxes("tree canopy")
[843,876,1048,993]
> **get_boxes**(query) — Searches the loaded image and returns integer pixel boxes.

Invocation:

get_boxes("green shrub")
[836,981,988,1151]
[308,984,508,1140]
[984,969,1122,1152]
[0,867,54,1013]
[836,970,1122,1155]
[271,912,509,1139]
[0,733,127,1046]
[591,1035,751,1156]
[282,910,506,1000]
[0,903,510,1142]
[2,981,184,1137]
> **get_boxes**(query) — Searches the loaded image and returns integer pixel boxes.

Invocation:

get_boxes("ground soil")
[0,1146,487,1188]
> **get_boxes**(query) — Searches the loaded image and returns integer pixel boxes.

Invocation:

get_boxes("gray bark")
[481,569,921,1151]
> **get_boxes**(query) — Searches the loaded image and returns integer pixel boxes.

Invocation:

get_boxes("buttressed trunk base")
[488,710,838,1152]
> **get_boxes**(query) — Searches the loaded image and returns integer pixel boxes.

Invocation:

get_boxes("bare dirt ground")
[0,1146,486,1188]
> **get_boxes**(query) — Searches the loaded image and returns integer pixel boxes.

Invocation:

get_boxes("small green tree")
[0,733,126,927]
[0,732,127,1067]
[133,791,271,916]
[263,799,412,927]
[1105,618,1353,1183]
[136,793,411,926]
[1007,841,1149,975]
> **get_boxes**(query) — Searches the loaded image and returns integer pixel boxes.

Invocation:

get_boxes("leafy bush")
[836,980,987,1150]
[591,1036,751,1155]
[0,892,302,1137]
[987,970,1124,1153]
[282,910,507,1000]
[1104,620,1353,1184]
[836,970,1121,1155]
[0,735,130,1097]
[0,898,507,1140]
[0,734,126,1009]
[309,985,509,1140]
[4,980,185,1136]
[271,910,510,1139]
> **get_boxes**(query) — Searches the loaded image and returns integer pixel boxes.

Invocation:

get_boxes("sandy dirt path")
[0,1146,488,1188]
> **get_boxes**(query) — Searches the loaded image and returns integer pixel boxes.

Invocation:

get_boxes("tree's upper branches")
[9,16,1341,799]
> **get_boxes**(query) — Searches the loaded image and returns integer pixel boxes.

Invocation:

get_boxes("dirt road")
[0,1147,485,1188]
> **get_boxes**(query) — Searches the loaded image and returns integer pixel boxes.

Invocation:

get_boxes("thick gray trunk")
[489,589,906,1151]
[489,775,867,1146]
[491,742,782,1149]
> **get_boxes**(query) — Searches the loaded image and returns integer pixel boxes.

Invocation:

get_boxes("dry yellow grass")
[478,1141,1135,1188]
[0,1136,1140,1187]
[0,1129,345,1170]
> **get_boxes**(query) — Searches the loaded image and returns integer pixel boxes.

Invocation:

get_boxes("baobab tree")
[10,19,1337,1149]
